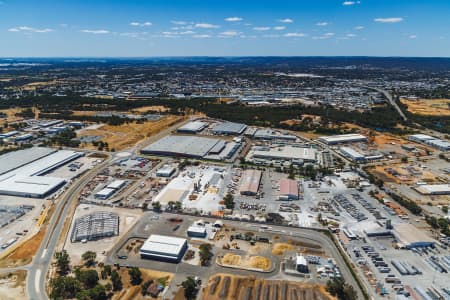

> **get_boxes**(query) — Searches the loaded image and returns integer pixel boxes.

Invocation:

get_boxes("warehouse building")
[187,225,207,238]
[141,135,224,158]
[70,211,119,242]
[240,169,262,196]
[254,129,297,141]
[318,133,367,145]
[279,178,299,200]
[413,184,450,195]
[107,180,126,190]
[177,121,208,134]
[340,146,366,162]
[156,165,177,177]
[0,148,84,198]
[95,188,117,200]
[296,255,309,273]
[212,122,247,135]
[140,234,188,262]
[251,145,317,164]
[408,134,450,151]
[393,223,435,248]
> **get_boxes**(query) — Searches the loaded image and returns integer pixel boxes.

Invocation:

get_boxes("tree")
[76,284,107,300]
[82,251,97,267]
[326,278,357,300]
[128,267,143,285]
[75,269,99,289]
[110,270,123,291]
[152,201,162,212]
[198,243,213,266]
[54,250,71,275]
[401,156,408,163]
[141,280,154,296]
[223,193,235,210]
[50,276,81,299]
[181,277,197,300]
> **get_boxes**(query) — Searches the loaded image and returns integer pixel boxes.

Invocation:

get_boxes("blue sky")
[0,0,449,57]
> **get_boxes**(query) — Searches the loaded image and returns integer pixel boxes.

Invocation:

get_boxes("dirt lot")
[0,229,46,268]
[400,98,450,116]
[131,106,170,113]
[77,115,185,150]
[112,268,173,300]
[0,270,27,300]
[219,253,271,271]
[202,274,334,300]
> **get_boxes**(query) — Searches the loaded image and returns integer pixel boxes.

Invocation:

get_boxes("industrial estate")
[0,56,449,300]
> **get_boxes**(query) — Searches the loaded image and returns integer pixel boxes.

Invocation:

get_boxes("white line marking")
[35,270,41,294]
[41,249,47,259]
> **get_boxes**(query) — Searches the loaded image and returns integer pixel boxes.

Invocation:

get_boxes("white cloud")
[225,17,243,22]
[354,26,364,30]
[342,1,355,5]
[171,20,187,25]
[278,18,294,23]
[346,33,357,37]
[193,34,211,38]
[273,26,286,30]
[313,32,334,40]
[195,23,220,29]
[316,22,328,26]
[80,29,110,34]
[253,27,271,31]
[263,34,281,38]
[130,21,152,27]
[284,32,306,37]
[409,35,417,39]
[8,26,54,33]
[374,17,403,23]
[219,31,239,37]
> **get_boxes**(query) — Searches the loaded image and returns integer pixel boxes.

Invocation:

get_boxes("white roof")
[141,234,187,256]
[187,226,207,233]
[340,146,365,159]
[394,223,434,246]
[415,184,450,195]
[296,255,307,266]
[0,175,65,196]
[95,187,116,197]
[409,134,434,141]
[253,145,317,161]
[107,180,126,189]
[318,133,367,143]
[142,135,221,157]
[177,121,207,132]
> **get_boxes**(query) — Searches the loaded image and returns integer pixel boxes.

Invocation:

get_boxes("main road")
[26,158,111,300]
[364,85,408,121]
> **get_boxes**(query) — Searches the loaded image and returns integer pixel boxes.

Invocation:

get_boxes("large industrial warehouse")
[70,211,120,242]
[393,223,435,248]
[251,145,317,164]
[0,147,84,198]
[239,169,262,195]
[177,121,208,134]
[278,178,300,200]
[413,184,450,195]
[141,135,235,159]
[212,121,247,135]
[318,133,367,145]
[140,234,188,262]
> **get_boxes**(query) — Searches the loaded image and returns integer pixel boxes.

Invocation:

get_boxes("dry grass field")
[400,98,450,116]
[77,115,185,150]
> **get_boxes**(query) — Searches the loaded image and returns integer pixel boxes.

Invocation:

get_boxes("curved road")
[26,158,111,300]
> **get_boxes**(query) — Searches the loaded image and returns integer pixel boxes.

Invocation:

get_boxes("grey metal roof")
[212,122,247,134]
[0,147,56,175]
[141,135,221,158]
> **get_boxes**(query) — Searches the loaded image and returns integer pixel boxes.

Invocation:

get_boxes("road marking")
[41,249,47,259]
[35,270,41,294]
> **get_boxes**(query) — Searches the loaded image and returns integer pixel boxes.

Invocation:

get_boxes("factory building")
[107,180,126,190]
[393,223,435,248]
[278,178,299,200]
[177,121,208,134]
[413,184,450,195]
[239,169,262,196]
[340,147,366,162]
[187,225,207,238]
[70,212,119,242]
[0,147,84,198]
[212,122,247,135]
[252,145,317,164]
[296,255,309,273]
[156,165,177,177]
[141,135,224,158]
[94,188,116,200]
[140,234,188,262]
[409,134,450,151]
[318,133,367,145]
[254,129,297,141]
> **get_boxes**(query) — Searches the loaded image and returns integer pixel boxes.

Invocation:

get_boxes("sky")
[0,0,449,57]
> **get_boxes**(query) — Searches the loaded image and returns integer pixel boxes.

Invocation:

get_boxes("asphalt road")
[104,212,366,300]
[26,158,111,300]
[365,86,408,121]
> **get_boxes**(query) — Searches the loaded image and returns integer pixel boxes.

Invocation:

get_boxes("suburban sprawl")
[0,57,449,300]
